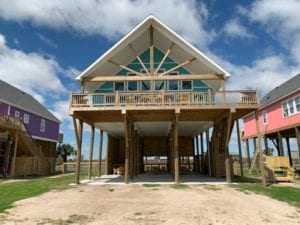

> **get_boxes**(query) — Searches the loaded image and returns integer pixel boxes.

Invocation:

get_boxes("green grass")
[142,184,160,188]
[0,174,76,213]
[170,183,190,189]
[232,183,300,208]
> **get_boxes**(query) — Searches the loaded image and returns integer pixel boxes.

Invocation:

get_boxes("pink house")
[243,74,300,166]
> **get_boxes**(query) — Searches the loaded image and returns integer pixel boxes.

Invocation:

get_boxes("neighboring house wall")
[0,102,8,115]
[9,105,59,142]
[244,90,300,138]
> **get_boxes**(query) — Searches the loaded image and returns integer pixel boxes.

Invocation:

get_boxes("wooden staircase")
[0,115,50,176]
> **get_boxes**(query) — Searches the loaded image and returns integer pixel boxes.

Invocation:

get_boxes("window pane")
[282,102,289,117]
[262,111,267,124]
[168,80,178,90]
[295,96,300,112]
[182,80,192,90]
[155,81,164,90]
[288,99,294,114]
[128,81,137,91]
[141,81,150,90]
[40,119,45,132]
[115,82,124,91]
[23,114,29,124]
[14,111,20,118]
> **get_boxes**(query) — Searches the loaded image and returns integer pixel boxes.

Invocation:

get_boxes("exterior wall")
[8,105,59,142]
[95,47,210,93]
[0,102,9,115]
[243,90,300,138]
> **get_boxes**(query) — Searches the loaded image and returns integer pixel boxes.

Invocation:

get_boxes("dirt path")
[1,184,300,225]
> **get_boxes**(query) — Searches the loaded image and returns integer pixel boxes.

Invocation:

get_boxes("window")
[295,96,300,112]
[23,114,29,124]
[127,81,138,91]
[40,119,45,132]
[282,95,300,117]
[114,82,125,91]
[14,111,20,118]
[262,110,267,125]
[182,80,192,90]
[140,81,150,90]
[155,81,164,90]
[168,71,178,90]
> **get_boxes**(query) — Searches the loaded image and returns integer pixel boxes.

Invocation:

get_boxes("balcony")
[70,90,259,110]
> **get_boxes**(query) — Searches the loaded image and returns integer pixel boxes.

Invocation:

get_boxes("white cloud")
[0,0,213,48]
[247,0,300,64]
[0,34,68,104]
[223,18,254,39]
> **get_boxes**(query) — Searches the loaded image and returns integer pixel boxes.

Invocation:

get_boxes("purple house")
[0,80,60,177]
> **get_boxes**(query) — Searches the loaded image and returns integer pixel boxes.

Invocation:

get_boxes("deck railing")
[70,90,259,108]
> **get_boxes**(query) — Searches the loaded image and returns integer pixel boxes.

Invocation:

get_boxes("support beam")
[200,133,204,173]
[73,117,83,184]
[195,136,200,173]
[255,111,266,186]
[98,130,103,176]
[236,120,244,177]
[130,122,134,179]
[174,113,180,183]
[264,135,269,155]
[286,137,293,166]
[128,44,150,76]
[150,25,154,76]
[83,74,221,82]
[154,42,175,75]
[278,132,284,156]
[296,127,300,159]
[108,59,144,76]
[206,129,211,176]
[105,135,111,175]
[245,139,251,169]
[10,129,19,178]
[124,115,129,183]
[159,58,196,77]
[88,125,95,180]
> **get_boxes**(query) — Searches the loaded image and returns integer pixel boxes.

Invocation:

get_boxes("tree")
[56,144,75,162]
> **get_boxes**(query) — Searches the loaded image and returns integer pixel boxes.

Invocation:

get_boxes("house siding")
[0,102,9,115]
[9,105,59,142]
[243,90,300,138]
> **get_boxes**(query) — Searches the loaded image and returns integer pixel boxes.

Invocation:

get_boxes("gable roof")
[0,80,60,123]
[77,15,230,91]
[260,73,300,108]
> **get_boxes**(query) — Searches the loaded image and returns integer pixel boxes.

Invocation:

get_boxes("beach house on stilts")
[70,16,259,184]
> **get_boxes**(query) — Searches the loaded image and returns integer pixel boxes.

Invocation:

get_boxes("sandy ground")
[1,184,300,225]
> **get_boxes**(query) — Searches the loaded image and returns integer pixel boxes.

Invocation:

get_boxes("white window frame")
[14,110,20,118]
[262,110,268,125]
[282,95,300,118]
[40,119,46,132]
[167,71,179,91]
[181,80,193,90]
[114,81,125,92]
[23,113,30,124]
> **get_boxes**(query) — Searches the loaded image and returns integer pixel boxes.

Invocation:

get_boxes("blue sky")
[0,0,299,158]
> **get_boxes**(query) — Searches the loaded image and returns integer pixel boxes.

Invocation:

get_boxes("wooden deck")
[70,90,259,110]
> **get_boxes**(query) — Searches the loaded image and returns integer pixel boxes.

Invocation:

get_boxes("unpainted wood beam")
[108,59,144,76]
[154,42,175,76]
[159,58,196,77]
[255,111,266,186]
[128,44,150,76]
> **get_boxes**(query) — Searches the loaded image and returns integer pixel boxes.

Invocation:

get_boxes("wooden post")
[236,120,244,177]
[136,132,139,176]
[10,129,19,178]
[73,118,83,184]
[245,139,251,168]
[296,127,300,159]
[206,129,211,176]
[124,115,129,183]
[286,137,293,166]
[98,130,103,176]
[88,125,95,180]
[225,158,232,183]
[174,113,179,183]
[130,122,134,179]
[278,132,284,156]
[196,136,200,173]
[200,133,204,173]
[255,111,266,186]
[264,135,269,155]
